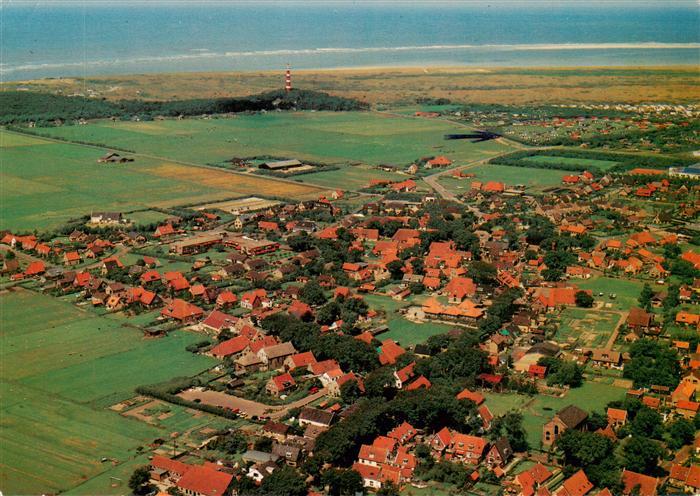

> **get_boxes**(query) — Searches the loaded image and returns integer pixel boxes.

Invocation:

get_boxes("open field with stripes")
[1,128,325,231]
[30,111,514,167]
[0,289,216,494]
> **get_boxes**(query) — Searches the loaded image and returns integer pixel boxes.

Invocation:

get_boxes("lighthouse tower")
[284,65,292,92]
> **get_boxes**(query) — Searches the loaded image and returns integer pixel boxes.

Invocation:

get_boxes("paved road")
[178,387,328,420]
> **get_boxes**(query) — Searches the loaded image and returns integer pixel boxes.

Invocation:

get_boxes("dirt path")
[178,387,328,420]
[603,310,628,350]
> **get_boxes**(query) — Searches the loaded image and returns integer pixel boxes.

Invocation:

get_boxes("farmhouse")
[161,299,204,323]
[89,212,126,225]
[259,159,305,172]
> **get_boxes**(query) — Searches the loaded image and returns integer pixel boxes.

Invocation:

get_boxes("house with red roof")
[288,300,313,320]
[258,220,279,232]
[444,276,477,302]
[405,375,431,391]
[456,388,485,405]
[200,310,238,334]
[63,251,81,266]
[176,464,234,496]
[378,339,405,365]
[668,464,700,494]
[429,427,488,465]
[394,362,416,389]
[533,287,584,309]
[284,351,317,371]
[154,224,178,238]
[621,469,658,496]
[140,269,161,284]
[128,286,158,307]
[24,260,46,276]
[240,288,268,309]
[387,421,417,445]
[554,469,593,496]
[215,290,238,308]
[266,372,296,396]
[390,179,417,192]
[515,463,553,496]
[211,336,250,358]
[426,156,452,168]
[161,299,204,323]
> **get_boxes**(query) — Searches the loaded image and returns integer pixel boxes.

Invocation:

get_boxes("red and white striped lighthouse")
[284,65,292,92]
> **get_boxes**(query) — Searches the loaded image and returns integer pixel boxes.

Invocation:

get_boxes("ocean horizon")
[2,1,699,81]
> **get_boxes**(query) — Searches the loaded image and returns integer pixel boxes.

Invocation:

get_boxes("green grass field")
[362,293,452,346]
[522,155,621,171]
[0,289,217,494]
[483,381,626,449]
[439,163,568,193]
[32,111,514,167]
[0,128,325,232]
[574,276,644,311]
[126,209,172,227]
[296,164,408,190]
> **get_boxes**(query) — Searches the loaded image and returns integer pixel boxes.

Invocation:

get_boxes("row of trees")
[1,89,367,126]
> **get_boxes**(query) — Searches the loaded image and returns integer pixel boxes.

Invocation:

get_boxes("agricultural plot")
[126,209,172,227]
[521,155,621,171]
[556,308,621,349]
[0,289,217,494]
[33,111,514,168]
[296,165,408,191]
[0,129,324,231]
[439,163,567,194]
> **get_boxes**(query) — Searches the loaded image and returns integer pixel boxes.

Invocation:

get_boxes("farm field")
[296,164,409,191]
[0,289,217,494]
[0,129,325,231]
[125,209,172,227]
[32,111,514,168]
[521,155,621,171]
[556,307,621,349]
[439,163,568,193]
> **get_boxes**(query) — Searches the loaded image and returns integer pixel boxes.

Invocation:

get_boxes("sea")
[1,1,699,81]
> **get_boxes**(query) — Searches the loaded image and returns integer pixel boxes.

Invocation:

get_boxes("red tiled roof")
[176,465,233,496]
[558,469,593,496]
[456,389,485,405]
[622,469,658,496]
[211,336,250,358]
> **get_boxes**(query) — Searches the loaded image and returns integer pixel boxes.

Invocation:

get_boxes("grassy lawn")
[574,276,644,311]
[33,111,514,169]
[126,209,171,227]
[522,155,621,171]
[362,294,451,346]
[439,163,567,193]
[296,164,408,191]
[0,289,218,494]
[481,381,626,450]
[0,128,324,232]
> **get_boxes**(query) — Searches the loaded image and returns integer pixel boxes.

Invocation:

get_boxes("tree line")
[0,89,368,126]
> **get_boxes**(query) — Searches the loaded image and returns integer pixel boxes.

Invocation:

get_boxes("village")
[2,140,700,496]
